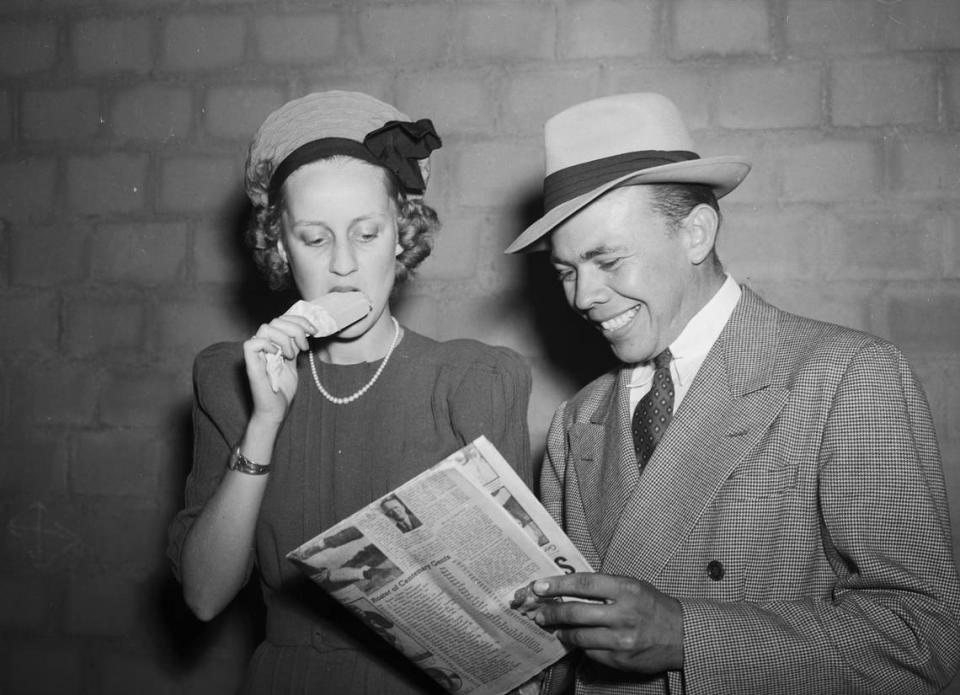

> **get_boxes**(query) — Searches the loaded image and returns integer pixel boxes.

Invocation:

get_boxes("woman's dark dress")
[168,328,532,694]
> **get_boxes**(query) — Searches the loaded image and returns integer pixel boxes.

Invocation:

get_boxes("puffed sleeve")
[447,343,533,489]
[166,342,252,583]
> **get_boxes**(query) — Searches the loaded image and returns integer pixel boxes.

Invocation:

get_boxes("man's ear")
[682,204,719,265]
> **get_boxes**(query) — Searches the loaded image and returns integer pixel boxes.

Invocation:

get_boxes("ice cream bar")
[264,291,373,393]
[287,291,372,337]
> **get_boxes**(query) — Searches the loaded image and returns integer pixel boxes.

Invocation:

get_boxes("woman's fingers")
[254,315,316,358]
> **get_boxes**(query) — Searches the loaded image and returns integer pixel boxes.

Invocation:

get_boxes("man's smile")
[599,305,640,333]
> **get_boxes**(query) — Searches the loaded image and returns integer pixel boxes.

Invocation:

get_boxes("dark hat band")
[266,118,442,205]
[268,138,377,203]
[543,150,700,212]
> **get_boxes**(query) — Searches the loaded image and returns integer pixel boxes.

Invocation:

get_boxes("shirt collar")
[628,275,741,389]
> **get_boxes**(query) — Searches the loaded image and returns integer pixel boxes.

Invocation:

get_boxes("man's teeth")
[601,307,639,332]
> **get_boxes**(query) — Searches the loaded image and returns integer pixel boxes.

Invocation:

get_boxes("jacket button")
[707,560,725,581]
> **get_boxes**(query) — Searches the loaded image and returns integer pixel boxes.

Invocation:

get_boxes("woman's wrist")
[227,446,271,475]
[238,415,283,469]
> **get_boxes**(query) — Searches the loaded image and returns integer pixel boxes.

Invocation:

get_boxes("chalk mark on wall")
[7,502,82,570]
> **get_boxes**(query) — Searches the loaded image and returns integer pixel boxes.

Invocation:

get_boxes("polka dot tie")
[632,348,674,470]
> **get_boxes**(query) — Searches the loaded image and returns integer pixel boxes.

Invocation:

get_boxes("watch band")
[227,446,271,475]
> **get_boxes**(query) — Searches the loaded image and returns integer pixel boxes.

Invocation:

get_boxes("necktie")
[632,348,675,469]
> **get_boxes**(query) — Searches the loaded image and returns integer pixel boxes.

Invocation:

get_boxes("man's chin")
[608,340,654,365]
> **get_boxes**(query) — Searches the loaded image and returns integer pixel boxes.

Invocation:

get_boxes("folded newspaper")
[286,436,593,695]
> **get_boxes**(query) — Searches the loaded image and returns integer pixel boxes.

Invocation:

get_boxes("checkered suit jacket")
[540,287,960,695]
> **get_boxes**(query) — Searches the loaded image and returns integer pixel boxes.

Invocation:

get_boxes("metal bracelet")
[227,446,271,476]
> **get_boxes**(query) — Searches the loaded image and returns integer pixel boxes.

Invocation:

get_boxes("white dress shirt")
[627,275,741,414]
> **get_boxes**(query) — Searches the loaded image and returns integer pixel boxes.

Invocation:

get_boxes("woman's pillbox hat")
[245,90,441,209]
[505,92,752,253]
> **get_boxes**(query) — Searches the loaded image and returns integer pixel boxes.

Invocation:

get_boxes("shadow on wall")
[154,196,273,681]
[501,186,619,470]
[507,184,616,388]
[226,197,301,329]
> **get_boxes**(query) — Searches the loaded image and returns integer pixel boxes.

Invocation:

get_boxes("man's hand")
[516,573,684,675]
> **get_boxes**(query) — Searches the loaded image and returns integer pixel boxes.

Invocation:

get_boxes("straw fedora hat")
[504,93,751,253]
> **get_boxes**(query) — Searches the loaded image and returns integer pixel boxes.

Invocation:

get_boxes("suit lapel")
[571,369,639,557]
[600,288,790,580]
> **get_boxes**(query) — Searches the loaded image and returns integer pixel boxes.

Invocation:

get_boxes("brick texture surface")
[0,22,57,77]
[2,1,960,694]
[459,4,557,61]
[22,88,101,141]
[162,15,246,72]
[949,63,960,128]
[91,221,188,284]
[254,13,341,65]
[205,86,285,141]
[73,17,154,76]
[0,427,69,494]
[4,645,83,695]
[560,0,658,59]
[886,0,960,50]
[358,5,454,64]
[896,136,960,198]
[0,158,57,221]
[501,67,602,134]
[717,65,822,129]
[160,155,241,213]
[8,222,89,287]
[73,430,162,498]
[783,0,884,55]
[0,576,57,632]
[62,294,146,357]
[671,0,771,57]
[65,575,140,637]
[10,362,100,426]
[780,139,881,202]
[67,154,148,215]
[0,90,10,141]
[112,86,193,141]
[0,292,60,353]
[396,72,493,135]
[832,59,938,127]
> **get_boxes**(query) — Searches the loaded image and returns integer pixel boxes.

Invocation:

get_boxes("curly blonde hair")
[245,156,440,291]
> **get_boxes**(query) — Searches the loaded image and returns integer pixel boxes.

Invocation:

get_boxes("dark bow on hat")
[363,119,442,193]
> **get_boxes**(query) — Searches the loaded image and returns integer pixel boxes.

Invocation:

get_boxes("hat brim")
[505,155,751,254]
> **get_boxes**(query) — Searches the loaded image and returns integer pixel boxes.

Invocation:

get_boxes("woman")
[167,91,532,694]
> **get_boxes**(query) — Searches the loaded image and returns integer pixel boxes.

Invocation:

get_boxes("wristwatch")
[227,446,271,475]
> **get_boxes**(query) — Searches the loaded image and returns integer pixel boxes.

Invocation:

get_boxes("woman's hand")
[243,313,317,423]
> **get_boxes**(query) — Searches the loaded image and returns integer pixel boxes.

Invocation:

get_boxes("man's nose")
[572,270,605,312]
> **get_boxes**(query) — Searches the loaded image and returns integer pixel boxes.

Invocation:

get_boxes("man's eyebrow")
[551,245,625,264]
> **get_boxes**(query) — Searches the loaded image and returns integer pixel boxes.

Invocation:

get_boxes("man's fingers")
[535,598,618,629]
[533,572,631,601]
[553,626,628,651]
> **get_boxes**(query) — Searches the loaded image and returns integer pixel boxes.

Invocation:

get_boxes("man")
[380,495,421,533]
[506,93,960,694]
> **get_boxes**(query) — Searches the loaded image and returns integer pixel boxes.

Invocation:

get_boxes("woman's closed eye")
[304,234,330,247]
[352,224,382,243]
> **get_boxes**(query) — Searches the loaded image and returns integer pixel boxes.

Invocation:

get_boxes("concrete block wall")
[0,0,958,692]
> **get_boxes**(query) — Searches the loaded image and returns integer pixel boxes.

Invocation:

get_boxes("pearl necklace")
[308,317,401,405]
